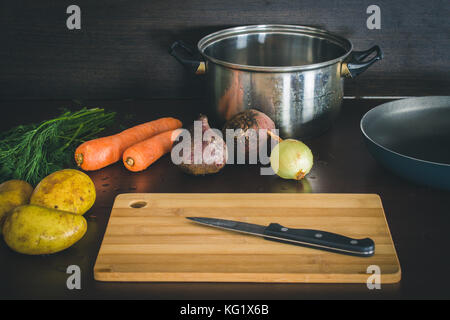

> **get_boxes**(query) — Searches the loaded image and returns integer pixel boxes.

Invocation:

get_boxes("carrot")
[75,117,182,171]
[123,129,181,172]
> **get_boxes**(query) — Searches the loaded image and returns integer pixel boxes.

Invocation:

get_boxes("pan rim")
[360,96,450,168]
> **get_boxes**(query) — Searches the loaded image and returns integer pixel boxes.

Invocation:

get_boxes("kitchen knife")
[187,217,375,257]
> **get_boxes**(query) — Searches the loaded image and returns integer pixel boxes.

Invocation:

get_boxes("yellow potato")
[2,205,87,255]
[0,180,33,234]
[30,169,96,215]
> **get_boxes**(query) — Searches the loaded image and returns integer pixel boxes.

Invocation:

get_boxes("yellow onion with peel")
[270,139,313,180]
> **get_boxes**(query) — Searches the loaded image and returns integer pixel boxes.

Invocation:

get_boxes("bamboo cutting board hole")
[94,193,401,283]
[129,200,148,208]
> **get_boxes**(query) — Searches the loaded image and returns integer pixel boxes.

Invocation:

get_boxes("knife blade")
[187,217,375,257]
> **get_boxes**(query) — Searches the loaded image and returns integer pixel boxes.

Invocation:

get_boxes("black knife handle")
[263,223,375,257]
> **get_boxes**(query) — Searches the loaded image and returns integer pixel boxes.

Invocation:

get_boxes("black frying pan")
[361,96,450,190]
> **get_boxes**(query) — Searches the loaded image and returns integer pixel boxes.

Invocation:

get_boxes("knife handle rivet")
[315,233,323,238]
[350,240,358,245]
[281,227,289,231]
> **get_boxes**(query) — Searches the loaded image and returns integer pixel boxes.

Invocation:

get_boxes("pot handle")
[342,45,383,78]
[169,40,206,75]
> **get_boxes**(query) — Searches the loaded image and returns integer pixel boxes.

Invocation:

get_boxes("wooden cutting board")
[94,193,401,283]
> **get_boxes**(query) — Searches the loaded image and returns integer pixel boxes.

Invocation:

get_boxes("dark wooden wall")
[0,0,449,100]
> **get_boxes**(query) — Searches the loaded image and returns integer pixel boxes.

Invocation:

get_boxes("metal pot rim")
[197,24,353,72]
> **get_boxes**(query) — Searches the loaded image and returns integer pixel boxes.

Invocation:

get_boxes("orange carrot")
[123,129,180,172]
[75,117,182,171]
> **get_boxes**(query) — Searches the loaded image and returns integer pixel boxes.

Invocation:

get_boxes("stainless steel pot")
[171,25,383,138]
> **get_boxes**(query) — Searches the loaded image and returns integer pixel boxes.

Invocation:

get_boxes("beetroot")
[222,109,277,162]
[173,115,227,175]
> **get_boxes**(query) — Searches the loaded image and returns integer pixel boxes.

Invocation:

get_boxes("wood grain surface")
[0,0,449,100]
[94,193,401,283]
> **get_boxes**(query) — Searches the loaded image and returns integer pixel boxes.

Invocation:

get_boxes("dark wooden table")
[1,98,449,299]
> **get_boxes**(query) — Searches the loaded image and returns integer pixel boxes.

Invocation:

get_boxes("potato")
[2,205,87,255]
[0,180,33,234]
[30,169,95,215]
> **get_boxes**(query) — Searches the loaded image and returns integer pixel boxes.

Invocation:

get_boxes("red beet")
[173,115,227,175]
[222,109,277,162]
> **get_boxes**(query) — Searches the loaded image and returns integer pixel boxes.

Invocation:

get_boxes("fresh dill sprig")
[0,108,116,185]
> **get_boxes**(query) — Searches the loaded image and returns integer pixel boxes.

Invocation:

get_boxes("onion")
[270,139,313,180]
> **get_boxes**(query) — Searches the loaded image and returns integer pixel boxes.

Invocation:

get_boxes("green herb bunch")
[0,108,116,185]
